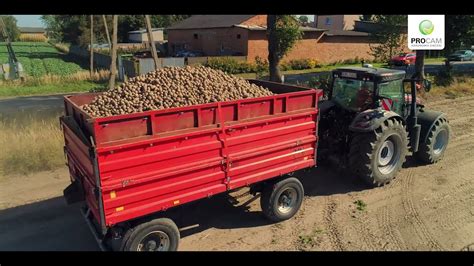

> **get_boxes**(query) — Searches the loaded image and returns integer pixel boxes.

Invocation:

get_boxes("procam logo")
[419,20,434,35]
[408,15,444,50]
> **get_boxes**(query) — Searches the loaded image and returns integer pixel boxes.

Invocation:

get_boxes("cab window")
[378,79,403,114]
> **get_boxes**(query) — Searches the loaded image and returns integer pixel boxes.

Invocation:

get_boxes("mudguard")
[349,108,403,132]
[417,109,446,145]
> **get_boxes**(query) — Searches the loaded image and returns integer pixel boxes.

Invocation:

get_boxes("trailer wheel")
[415,117,450,164]
[120,218,180,251]
[349,118,408,187]
[260,177,304,222]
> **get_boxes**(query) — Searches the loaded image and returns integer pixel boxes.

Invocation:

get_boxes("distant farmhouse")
[166,15,409,64]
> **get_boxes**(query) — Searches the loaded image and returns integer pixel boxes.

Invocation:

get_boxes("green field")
[0,42,86,78]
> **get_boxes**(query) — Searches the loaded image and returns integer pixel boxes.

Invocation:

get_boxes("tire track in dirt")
[401,169,444,250]
[378,206,406,250]
[433,204,474,231]
[323,197,345,251]
[346,193,380,251]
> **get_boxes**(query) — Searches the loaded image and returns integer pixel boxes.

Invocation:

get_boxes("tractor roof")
[333,67,406,82]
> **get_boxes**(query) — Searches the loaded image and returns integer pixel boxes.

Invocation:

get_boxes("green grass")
[354,200,367,211]
[0,80,106,98]
[425,57,446,63]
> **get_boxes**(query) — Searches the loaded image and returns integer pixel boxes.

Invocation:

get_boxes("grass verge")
[0,114,64,178]
[235,63,386,79]
[0,80,107,98]
[429,75,474,99]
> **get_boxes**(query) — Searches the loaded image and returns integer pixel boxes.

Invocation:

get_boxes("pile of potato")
[83,65,273,117]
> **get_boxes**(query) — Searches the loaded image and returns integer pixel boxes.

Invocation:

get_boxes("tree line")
[40,15,191,46]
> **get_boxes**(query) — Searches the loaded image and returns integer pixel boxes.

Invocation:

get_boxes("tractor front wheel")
[349,118,409,186]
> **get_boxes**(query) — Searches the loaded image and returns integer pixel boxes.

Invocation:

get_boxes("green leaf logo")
[419,20,434,35]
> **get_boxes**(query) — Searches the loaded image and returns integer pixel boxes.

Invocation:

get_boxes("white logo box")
[408,15,445,50]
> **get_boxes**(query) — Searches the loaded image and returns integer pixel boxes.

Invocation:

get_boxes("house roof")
[167,15,256,30]
[235,24,326,32]
[19,27,46,33]
[128,28,164,34]
[324,30,369,36]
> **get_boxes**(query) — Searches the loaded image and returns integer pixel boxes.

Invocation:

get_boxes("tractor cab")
[330,67,413,117]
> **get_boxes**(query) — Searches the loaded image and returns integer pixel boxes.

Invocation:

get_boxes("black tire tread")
[415,117,450,164]
[120,217,180,251]
[348,118,409,186]
[260,177,304,222]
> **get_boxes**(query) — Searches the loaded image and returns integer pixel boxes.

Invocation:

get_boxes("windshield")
[454,50,467,54]
[332,78,374,112]
[398,53,407,57]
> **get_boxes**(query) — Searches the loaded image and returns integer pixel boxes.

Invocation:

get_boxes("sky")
[14,15,45,27]
[11,15,314,28]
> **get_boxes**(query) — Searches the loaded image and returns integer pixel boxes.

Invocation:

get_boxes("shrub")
[254,56,268,73]
[308,74,332,100]
[434,61,454,87]
[281,59,319,71]
[205,57,256,74]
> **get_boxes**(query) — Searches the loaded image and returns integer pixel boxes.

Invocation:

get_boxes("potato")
[84,65,273,117]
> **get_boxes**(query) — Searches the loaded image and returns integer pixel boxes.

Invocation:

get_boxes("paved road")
[0,94,67,119]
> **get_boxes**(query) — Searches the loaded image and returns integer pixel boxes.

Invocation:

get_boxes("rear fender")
[417,110,447,145]
[349,109,404,133]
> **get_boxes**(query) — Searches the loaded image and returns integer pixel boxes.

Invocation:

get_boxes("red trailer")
[61,80,323,251]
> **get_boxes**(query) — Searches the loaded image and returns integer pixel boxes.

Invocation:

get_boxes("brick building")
[166,15,405,64]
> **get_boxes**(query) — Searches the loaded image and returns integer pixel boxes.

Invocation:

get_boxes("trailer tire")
[415,117,450,164]
[120,218,180,251]
[260,177,304,222]
[349,118,408,187]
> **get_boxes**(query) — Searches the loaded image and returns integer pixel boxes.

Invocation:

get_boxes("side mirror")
[423,79,432,92]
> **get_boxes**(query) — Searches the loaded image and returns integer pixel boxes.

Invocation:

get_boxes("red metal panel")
[63,81,323,227]
[95,116,151,144]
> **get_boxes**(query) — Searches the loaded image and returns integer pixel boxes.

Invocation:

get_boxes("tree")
[413,50,426,92]
[267,15,302,83]
[445,15,474,55]
[108,15,118,89]
[102,15,111,47]
[298,15,309,25]
[90,15,94,77]
[368,15,407,62]
[0,15,20,41]
[145,15,160,70]
[41,15,191,46]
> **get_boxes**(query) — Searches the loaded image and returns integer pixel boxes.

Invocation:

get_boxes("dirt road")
[0,95,473,251]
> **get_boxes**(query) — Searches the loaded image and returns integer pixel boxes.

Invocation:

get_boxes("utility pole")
[90,15,94,77]
[108,15,118,89]
[102,15,111,48]
[144,15,160,70]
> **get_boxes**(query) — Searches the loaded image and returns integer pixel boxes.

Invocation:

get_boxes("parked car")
[389,53,416,66]
[173,50,204,57]
[447,50,473,61]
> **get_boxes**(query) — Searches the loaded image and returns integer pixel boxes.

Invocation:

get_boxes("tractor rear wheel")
[415,117,450,164]
[349,118,409,186]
